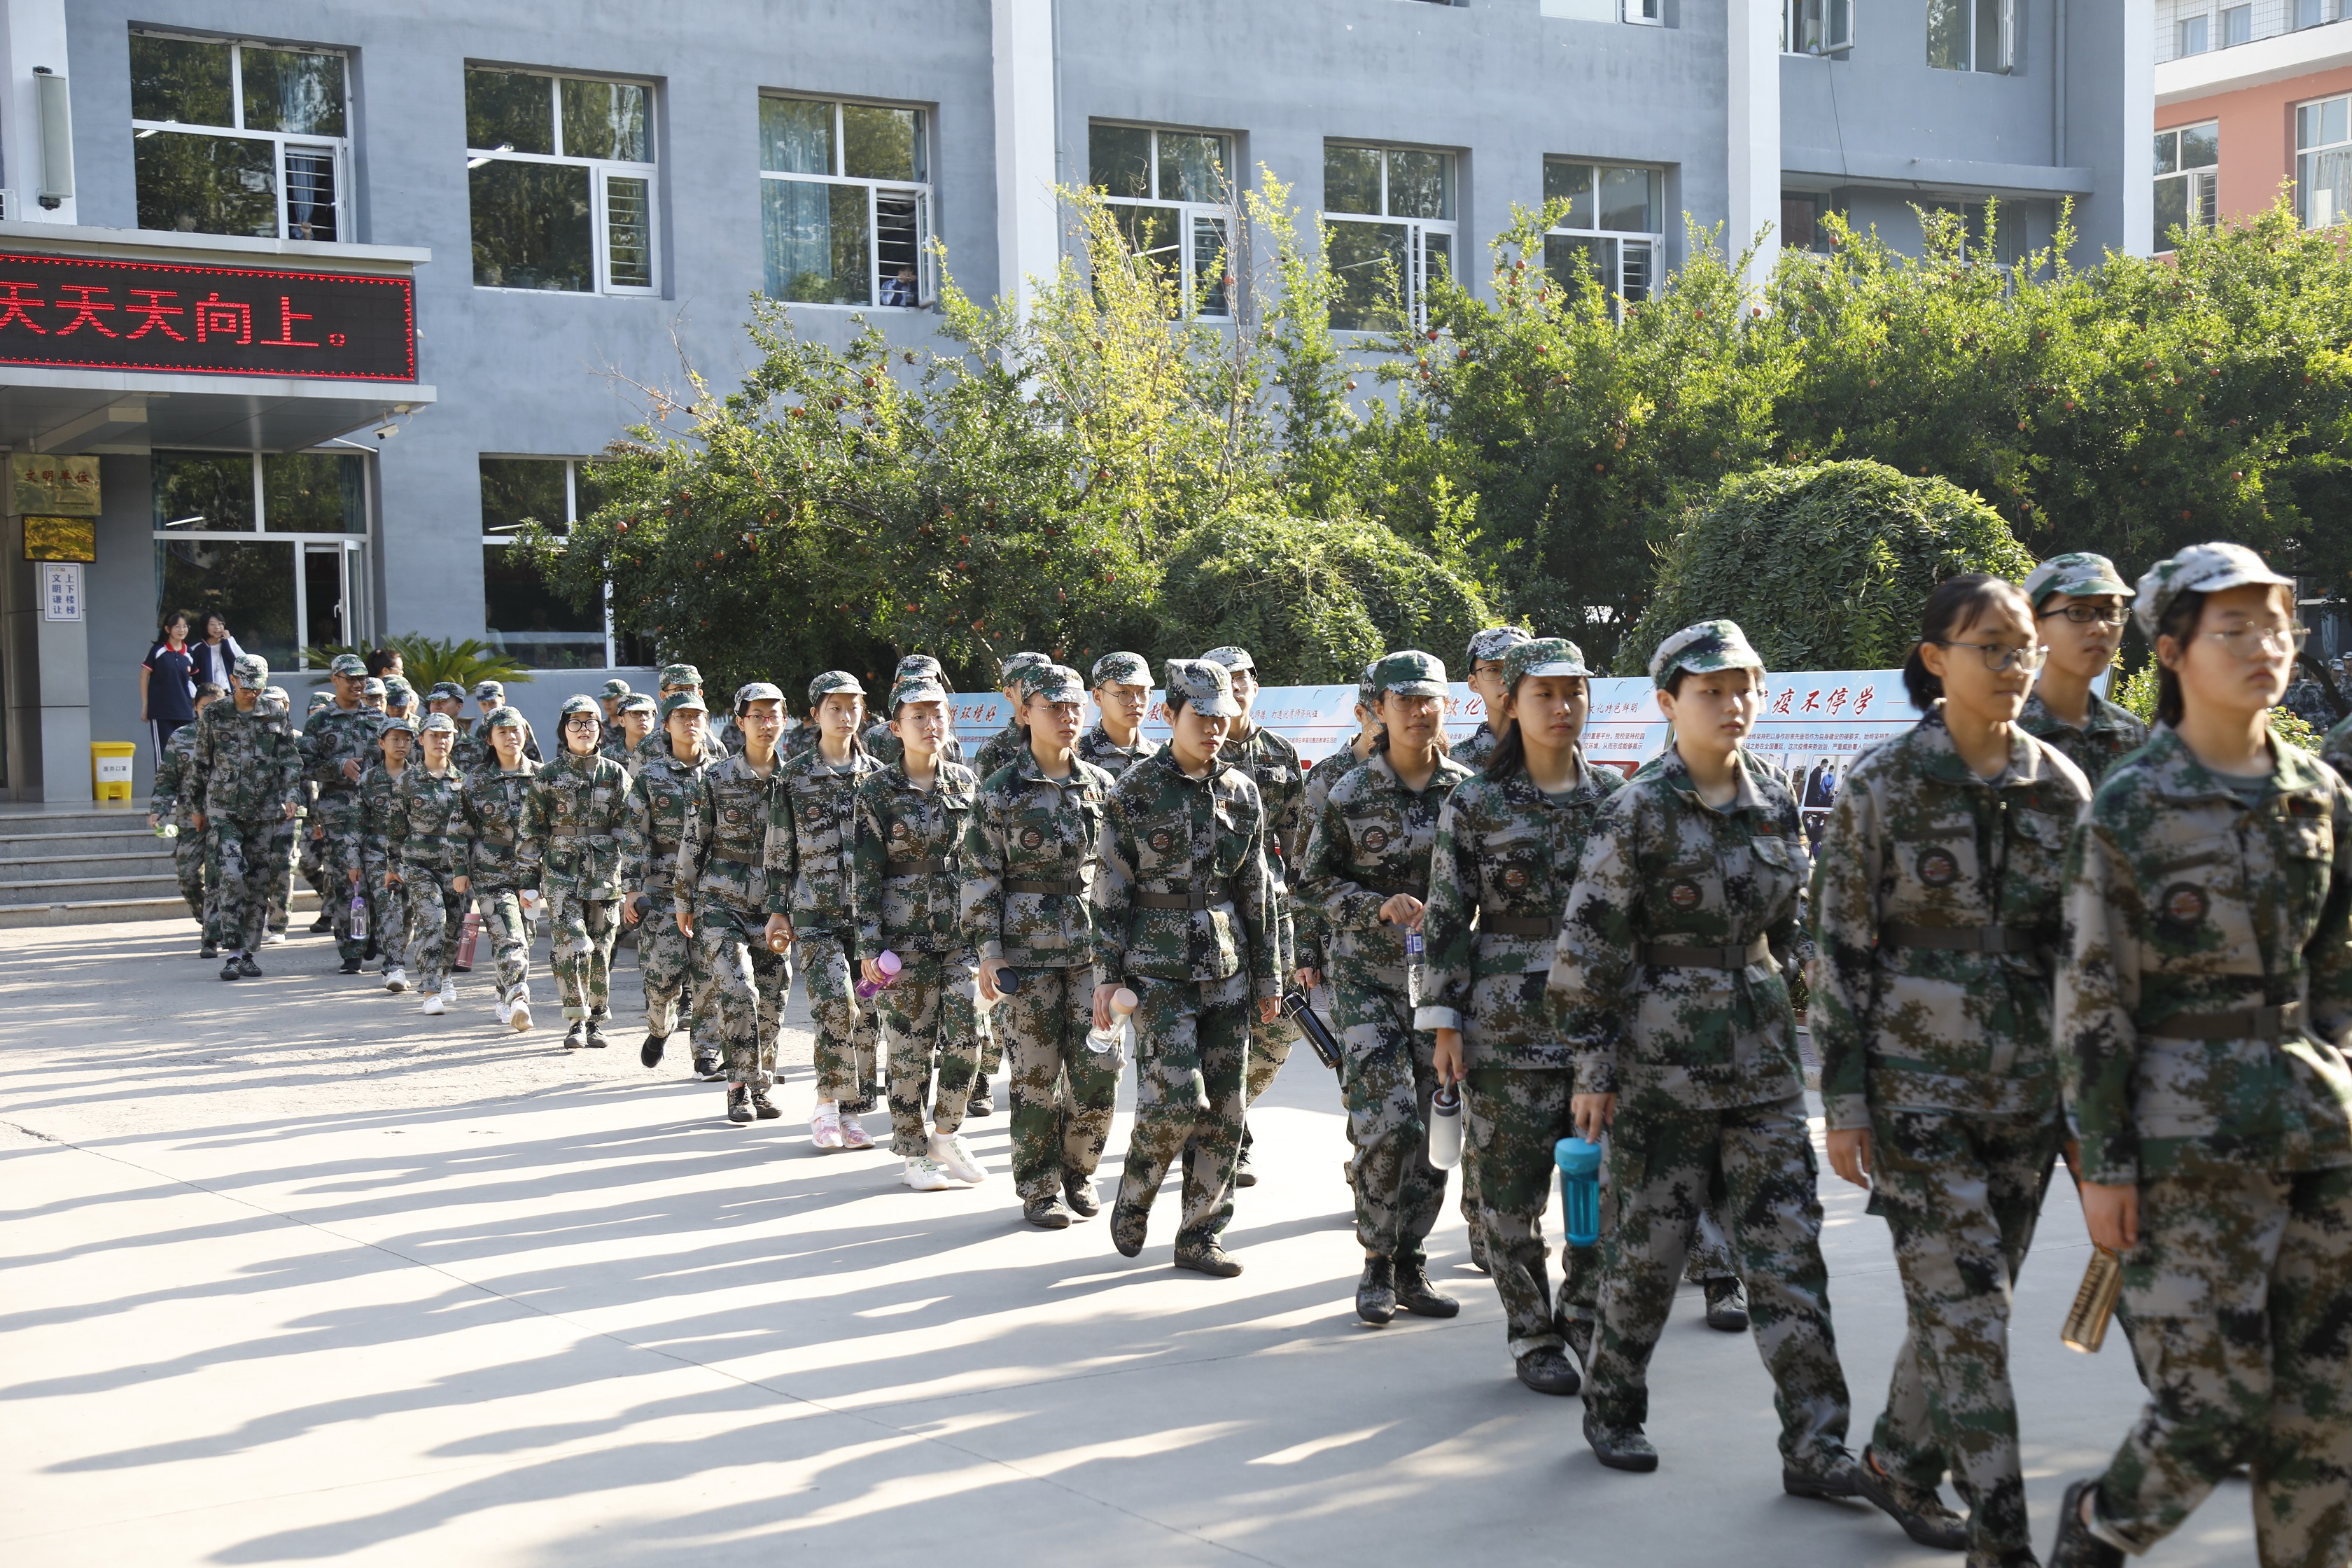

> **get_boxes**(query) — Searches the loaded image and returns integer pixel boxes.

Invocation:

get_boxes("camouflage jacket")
[1227,724,1309,864]
[970,720,1029,784]
[1074,722,1156,780]
[1296,741,1382,969]
[962,750,1114,967]
[636,727,728,770]
[676,753,782,920]
[2019,690,2148,788]
[597,732,635,769]
[1808,714,2089,1133]
[2058,724,2352,1186]
[852,759,979,960]
[1416,753,1624,1067]
[1547,748,1809,1110]
[386,765,474,878]
[299,704,382,799]
[1452,723,1507,776]
[150,721,201,822]
[763,744,876,933]
[621,748,709,895]
[519,750,629,898]
[862,715,964,769]
[358,761,405,874]
[449,725,489,776]
[1091,747,1278,994]
[2323,710,2352,782]
[465,762,539,889]
[189,699,302,820]
[1297,748,1476,983]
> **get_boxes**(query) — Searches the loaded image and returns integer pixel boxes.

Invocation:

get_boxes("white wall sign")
[41,561,82,622]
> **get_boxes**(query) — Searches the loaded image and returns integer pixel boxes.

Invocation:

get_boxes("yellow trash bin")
[91,741,137,804]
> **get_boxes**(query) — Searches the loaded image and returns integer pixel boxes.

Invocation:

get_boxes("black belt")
[1882,923,2039,955]
[1005,878,1083,895]
[1639,937,1771,969]
[1482,913,1559,939]
[2146,1000,2304,1040]
[886,858,950,877]
[1135,889,1226,911]
[1357,876,1428,899]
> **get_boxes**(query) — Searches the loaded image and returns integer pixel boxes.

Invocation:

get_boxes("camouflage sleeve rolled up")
[1418,794,1478,1032]
[1806,769,1888,1132]
[1547,792,1642,1096]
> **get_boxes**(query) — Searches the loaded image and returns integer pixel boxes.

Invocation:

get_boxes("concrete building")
[0,0,2148,800]
[2153,0,2352,247]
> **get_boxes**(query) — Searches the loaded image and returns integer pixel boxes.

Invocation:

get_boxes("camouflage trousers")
[267,818,296,933]
[1465,1067,1604,1359]
[472,887,533,997]
[634,888,695,1035]
[2090,1161,2352,1567]
[998,965,1121,1205]
[878,955,979,1157]
[363,859,407,972]
[1586,1091,1851,1466]
[692,902,789,1089]
[976,1000,1003,1080]
[211,814,282,953]
[314,794,366,962]
[1334,967,1448,1260]
[800,930,878,1112]
[401,867,467,990]
[1115,969,1250,1251]
[545,892,617,1019]
[172,827,209,926]
[1869,1107,2062,1562]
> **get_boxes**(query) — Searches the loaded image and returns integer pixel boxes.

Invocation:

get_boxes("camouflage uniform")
[387,763,473,990]
[150,720,212,932]
[678,751,792,1088]
[358,754,410,974]
[1093,664,1279,1256]
[466,752,540,1003]
[188,678,302,955]
[964,724,1118,1209]
[1809,711,2087,1560]
[1075,722,1156,778]
[767,704,881,1112]
[1455,626,1532,780]
[971,720,1032,786]
[2321,709,2352,783]
[522,741,629,1024]
[300,674,383,967]
[1219,716,1309,1144]
[2018,691,2147,788]
[861,653,965,770]
[853,750,983,1156]
[623,738,710,1038]
[1450,724,1505,775]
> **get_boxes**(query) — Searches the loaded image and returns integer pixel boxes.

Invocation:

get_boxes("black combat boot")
[1356,1256,1398,1325]
[1395,1254,1460,1318]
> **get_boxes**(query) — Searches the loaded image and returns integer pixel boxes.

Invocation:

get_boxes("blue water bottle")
[1555,1135,1605,1247]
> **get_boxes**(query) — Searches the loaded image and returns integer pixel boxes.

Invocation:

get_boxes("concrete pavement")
[1,918,2248,1565]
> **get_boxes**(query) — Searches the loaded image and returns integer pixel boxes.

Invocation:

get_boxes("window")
[1928,0,2015,72]
[1782,0,1854,54]
[2297,1,2343,29]
[153,449,370,669]
[130,32,346,241]
[2221,4,2253,45]
[465,66,656,295]
[1625,0,1662,22]
[2178,11,2211,55]
[1323,143,1456,330]
[2300,94,2352,228]
[1782,190,1836,251]
[759,96,932,309]
[2154,122,2220,251]
[479,457,640,669]
[1543,159,1662,310]
[1089,123,1234,318]
[1921,201,2028,267]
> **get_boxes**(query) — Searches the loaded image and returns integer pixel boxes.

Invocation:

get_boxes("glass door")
[302,541,349,653]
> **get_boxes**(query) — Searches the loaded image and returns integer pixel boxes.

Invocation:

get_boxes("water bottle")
[454,910,482,973]
[1086,986,1138,1055]
[1555,1135,1606,1247]
[1427,1082,1464,1169]
[975,967,1021,1013]
[855,949,902,1000]
[349,889,369,941]
[1405,926,1424,1007]
[153,821,180,839]
[1281,990,1343,1072]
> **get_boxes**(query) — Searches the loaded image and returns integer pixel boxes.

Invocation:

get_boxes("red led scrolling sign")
[0,252,415,382]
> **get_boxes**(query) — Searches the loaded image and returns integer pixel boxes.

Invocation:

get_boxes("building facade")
[2154,0,2352,250]
[0,0,2146,799]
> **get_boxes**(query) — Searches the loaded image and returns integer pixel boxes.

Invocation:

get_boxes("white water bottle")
[1427,1080,1464,1170]
[1087,987,1138,1056]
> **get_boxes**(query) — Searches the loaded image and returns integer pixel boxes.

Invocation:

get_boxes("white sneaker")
[839,1112,875,1151]
[384,967,409,993]
[809,1101,845,1151]
[509,988,533,1033]
[495,991,512,1026]
[262,930,287,946]
[930,1132,986,1184]
[420,991,446,1016]
[902,1155,954,1191]
[438,979,457,1009]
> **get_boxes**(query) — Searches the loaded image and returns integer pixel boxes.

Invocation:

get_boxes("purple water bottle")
[855,950,902,1000]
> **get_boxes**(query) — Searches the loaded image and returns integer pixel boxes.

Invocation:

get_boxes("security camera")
[374,424,398,440]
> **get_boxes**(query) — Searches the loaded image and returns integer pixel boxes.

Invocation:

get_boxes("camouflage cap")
[1648,618,1766,689]
[999,651,1051,686]
[659,692,710,720]
[419,713,457,735]
[1357,660,1381,710]
[658,663,703,689]
[484,704,527,730]
[617,692,657,715]
[471,680,505,703]
[1199,645,1256,675]
[1164,657,1243,718]
[1369,649,1449,699]
[557,694,603,722]
[2020,551,2133,610]
[305,689,334,710]
[1019,663,1086,704]
[1466,626,1534,667]
[734,681,786,713]
[263,686,290,709]
[328,652,368,678]
[808,670,867,704]
[894,653,944,680]
[890,676,950,710]
[427,680,468,704]
[597,677,634,700]
[384,676,415,699]
[232,654,270,688]
[361,677,387,697]
[1091,650,1151,688]
[2134,541,2296,640]
[1502,637,1592,686]
[378,715,418,738]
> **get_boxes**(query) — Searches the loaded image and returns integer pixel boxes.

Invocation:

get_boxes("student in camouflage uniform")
[609,693,657,771]
[1808,578,2090,1564]
[294,690,335,932]
[300,654,383,974]
[2017,552,2147,786]
[596,677,633,731]
[1298,650,1477,1323]
[385,713,474,1015]
[468,708,541,1033]
[766,671,883,1150]
[359,716,414,991]
[522,695,629,1049]
[471,680,540,766]
[853,672,988,1189]
[678,682,793,1124]
[965,662,1116,1225]
[640,664,731,767]
[970,652,1053,783]
[1296,666,1384,1011]
[624,693,713,1070]
[262,685,302,943]
[1077,650,1159,778]
[150,682,226,952]
[2048,544,2352,1568]
[423,682,471,766]
[862,654,967,769]
[1096,658,1281,1275]
[1452,626,1532,775]
[1418,638,1623,1394]
[188,655,302,978]
[1549,619,1857,1497]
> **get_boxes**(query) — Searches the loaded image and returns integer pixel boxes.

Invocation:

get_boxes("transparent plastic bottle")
[855,949,902,1000]
[349,889,369,941]
[1555,1135,1605,1247]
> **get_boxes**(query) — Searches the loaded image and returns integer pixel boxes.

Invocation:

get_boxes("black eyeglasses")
[2038,606,2130,626]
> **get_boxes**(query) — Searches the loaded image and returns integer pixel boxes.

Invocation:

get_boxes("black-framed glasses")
[1927,640,2048,674]
[2038,605,2130,626]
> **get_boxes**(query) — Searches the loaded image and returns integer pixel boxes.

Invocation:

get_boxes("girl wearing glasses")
[1810,575,2090,1563]
[2050,543,2352,1568]
[2019,552,2148,785]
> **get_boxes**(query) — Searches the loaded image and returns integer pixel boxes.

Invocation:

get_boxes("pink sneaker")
[808,1102,844,1151]
[839,1112,876,1150]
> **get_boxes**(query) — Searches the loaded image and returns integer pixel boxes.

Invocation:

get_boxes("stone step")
[0,872,184,906]
[0,887,321,927]
[0,827,178,858]
[0,852,180,883]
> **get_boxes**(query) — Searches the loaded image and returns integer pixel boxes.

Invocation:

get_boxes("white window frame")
[130,31,351,243]
[1541,159,1665,317]
[1928,0,2017,73]
[2298,92,2352,229]
[2220,4,2253,46]
[1624,0,1663,23]
[479,456,640,671]
[2295,1,2345,31]
[757,94,935,311]
[2178,10,2212,55]
[2153,121,2220,251]
[151,448,373,666]
[1781,0,1854,55]
[465,68,659,298]
[1322,143,1458,332]
[1090,122,1237,321]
